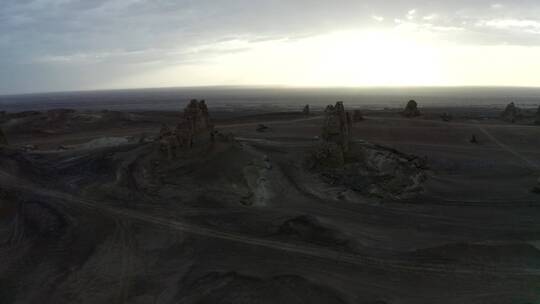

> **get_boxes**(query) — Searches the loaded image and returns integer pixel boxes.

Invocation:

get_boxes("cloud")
[407,9,417,20]
[423,14,438,21]
[477,19,540,33]
[1,0,540,93]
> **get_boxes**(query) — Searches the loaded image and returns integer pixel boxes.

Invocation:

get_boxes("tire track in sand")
[8,182,540,278]
[477,125,540,171]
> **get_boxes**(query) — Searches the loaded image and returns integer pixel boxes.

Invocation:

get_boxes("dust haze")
[2,0,540,303]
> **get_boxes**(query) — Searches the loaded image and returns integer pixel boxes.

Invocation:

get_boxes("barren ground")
[1,105,540,304]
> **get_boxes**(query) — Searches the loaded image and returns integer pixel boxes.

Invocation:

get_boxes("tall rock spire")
[321,101,352,153]
[402,100,420,117]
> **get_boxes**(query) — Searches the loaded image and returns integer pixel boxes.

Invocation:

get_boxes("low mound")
[303,104,310,115]
[501,102,522,123]
[402,100,421,117]
[307,142,427,199]
[179,271,346,304]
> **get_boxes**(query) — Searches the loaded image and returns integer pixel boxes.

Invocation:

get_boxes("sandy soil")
[1,105,540,304]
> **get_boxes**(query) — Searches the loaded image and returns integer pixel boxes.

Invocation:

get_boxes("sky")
[1,0,540,94]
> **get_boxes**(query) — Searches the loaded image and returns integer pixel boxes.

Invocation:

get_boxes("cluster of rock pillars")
[1,99,539,196]
[157,99,233,159]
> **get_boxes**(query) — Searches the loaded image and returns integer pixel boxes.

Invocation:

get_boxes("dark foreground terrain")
[1,103,540,304]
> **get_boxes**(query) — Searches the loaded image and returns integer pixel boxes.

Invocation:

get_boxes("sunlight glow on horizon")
[4,1,540,94]
[112,27,540,90]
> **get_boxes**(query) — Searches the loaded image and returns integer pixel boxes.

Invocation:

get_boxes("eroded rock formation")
[321,101,352,153]
[158,99,216,159]
[303,105,310,115]
[535,106,540,125]
[308,141,427,199]
[158,124,179,159]
[402,100,420,117]
[183,99,213,139]
[501,102,522,123]
[310,142,346,168]
[308,101,426,199]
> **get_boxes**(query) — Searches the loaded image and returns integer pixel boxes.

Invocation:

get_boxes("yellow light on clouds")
[114,27,540,88]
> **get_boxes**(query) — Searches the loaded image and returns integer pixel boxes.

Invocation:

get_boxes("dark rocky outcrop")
[352,110,364,122]
[535,106,540,125]
[310,142,347,168]
[158,124,179,160]
[310,143,427,199]
[308,101,427,199]
[0,127,7,146]
[179,99,214,146]
[321,101,352,153]
[158,99,215,159]
[501,102,522,123]
[309,102,353,168]
[402,100,420,117]
[302,104,310,115]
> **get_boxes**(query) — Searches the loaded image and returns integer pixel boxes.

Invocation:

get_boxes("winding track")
[2,173,539,277]
[477,125,540,170]
[4,115,540,277]
[363,116,540,171]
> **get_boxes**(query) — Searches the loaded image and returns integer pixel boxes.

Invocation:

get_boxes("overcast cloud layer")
[1,0,540,94]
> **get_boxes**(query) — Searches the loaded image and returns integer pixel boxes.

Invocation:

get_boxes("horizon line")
[3,84,540,98]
